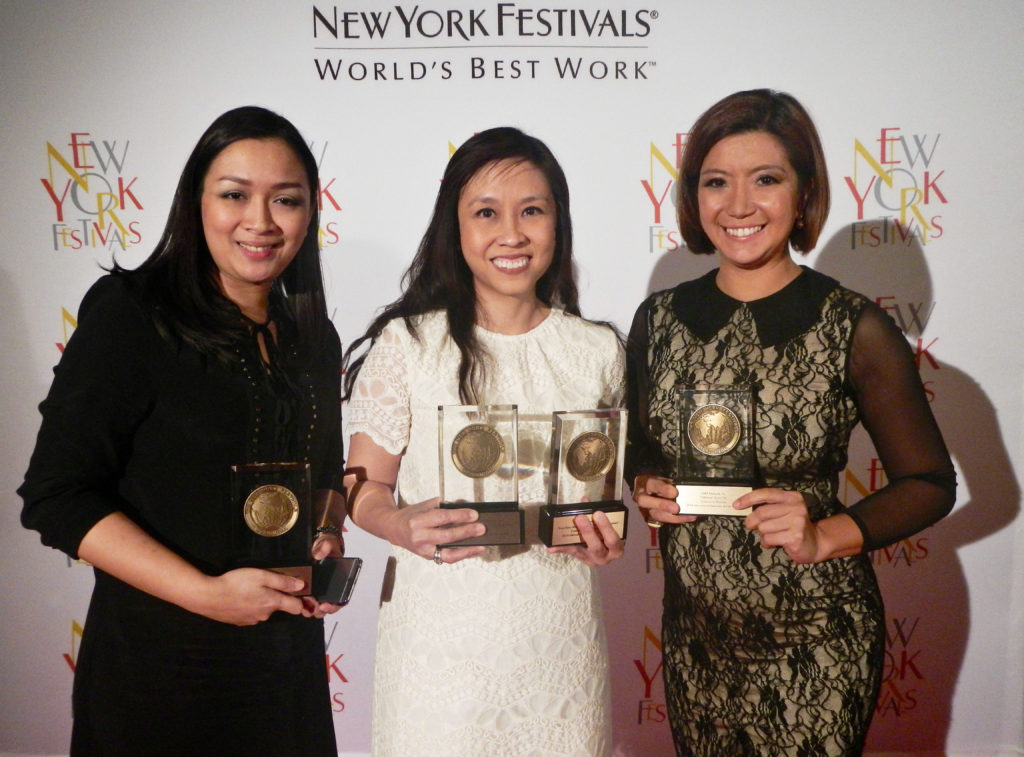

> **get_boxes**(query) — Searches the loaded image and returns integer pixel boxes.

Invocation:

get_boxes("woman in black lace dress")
[626,90,956,756]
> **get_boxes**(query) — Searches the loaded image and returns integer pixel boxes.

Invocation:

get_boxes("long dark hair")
[343,126,580,403]
[677,89,831,254]
[115,105,330,360]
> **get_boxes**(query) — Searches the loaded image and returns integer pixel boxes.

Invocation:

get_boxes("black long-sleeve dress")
[626,267,955,757]
[19,274,342,757]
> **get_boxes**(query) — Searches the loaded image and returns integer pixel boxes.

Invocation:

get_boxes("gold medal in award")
[674,387,755,516]
[438,405,523,546]
[451,423,506,479]
[565,431,617,482]
[230,462,313,592]
[687,404,741,456]
[243,484,300,537]
[540,409,628,547]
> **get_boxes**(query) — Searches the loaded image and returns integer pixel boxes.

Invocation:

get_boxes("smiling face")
[200,137,313,313]
[697,131,802,272]
[457,158,556,313]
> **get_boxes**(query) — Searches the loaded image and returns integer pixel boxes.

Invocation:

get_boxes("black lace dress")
[626,268,955,756]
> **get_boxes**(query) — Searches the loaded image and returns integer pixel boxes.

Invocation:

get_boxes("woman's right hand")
[632,474,698,528]
[195,568,308,626]
[77,512,312,627]
[346,433,485,564]
[384,496,487,564]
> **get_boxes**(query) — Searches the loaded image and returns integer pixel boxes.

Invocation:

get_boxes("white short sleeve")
[346,320,412,455]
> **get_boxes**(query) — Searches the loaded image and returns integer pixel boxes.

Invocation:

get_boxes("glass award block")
[438,404,523,546]
[675,386,755,516]
[229,462,313,593]
[540,408,628,547]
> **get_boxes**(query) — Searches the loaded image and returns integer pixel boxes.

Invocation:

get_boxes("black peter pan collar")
[671,266,840,347]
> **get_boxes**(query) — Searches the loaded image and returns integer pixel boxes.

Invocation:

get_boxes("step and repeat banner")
[2,2,1022,755]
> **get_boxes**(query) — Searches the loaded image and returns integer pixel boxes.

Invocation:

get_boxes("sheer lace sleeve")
[346,320,412,455]
[625,298,670,481]
[845,303,956,550]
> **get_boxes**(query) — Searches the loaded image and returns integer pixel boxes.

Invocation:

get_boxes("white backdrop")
[2,1,1022,755]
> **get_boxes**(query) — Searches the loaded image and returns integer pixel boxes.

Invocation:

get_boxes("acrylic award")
[229,462,313,593]
[675,386,755,516]
[540,408,629,547]
[438,404,523,546]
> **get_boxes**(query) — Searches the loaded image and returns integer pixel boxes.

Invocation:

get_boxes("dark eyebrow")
[464,193,553,205]
[700,164,788,177]
[210,176,307,191]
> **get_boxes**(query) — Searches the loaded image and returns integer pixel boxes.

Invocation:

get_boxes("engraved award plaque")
[230,462,313,593]
[675,386,755,516]
[438,404,523,546]
[540,409,629,547]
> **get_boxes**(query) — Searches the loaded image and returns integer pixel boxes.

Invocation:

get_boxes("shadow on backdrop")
[815,222,1020,754]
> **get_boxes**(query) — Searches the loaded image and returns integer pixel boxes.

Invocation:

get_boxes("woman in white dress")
[344,127,625,756]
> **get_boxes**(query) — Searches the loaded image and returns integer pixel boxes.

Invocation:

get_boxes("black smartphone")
[312,556,363,606]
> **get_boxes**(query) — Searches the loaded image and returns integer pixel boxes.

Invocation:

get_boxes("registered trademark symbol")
[650,10,659,19]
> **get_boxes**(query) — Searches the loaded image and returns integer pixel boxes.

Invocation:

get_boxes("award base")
[675,483,753,516]
[439,502,524,546]
[539,501,628,547]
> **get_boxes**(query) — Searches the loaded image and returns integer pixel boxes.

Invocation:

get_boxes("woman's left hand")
[301,533,346,618]
[735,488,821,564]
[547,510,624,567]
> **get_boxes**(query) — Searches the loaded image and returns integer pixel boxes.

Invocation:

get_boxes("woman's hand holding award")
[438,404,524,546]
[540,408,629,546]
[230,462,315,592]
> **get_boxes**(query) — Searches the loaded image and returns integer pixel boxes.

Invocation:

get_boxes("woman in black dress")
[19,106,345,756]
[627,90,956,755]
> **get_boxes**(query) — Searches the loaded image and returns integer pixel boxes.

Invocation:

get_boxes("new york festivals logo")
[877,616,925,717]
[41,132,144,252]
[845,127,946,248]
[633,523,666,724]
[324,619,352,714]
[310,141,344,250]
[640,132,685,253]
[311,3,661,82]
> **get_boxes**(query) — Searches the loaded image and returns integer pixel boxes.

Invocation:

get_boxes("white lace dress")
[347,309,625,757]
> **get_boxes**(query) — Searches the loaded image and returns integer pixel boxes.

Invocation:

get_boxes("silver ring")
[433,547,444,565]
[645,519,662,529]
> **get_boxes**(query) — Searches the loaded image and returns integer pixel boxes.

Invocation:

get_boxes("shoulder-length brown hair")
[677,89,830,254]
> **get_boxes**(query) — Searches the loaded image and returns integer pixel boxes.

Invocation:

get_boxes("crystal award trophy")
[675,386,755,516]
[540,408,629,547]
[438,404,523,546]
[230,462,313,593]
